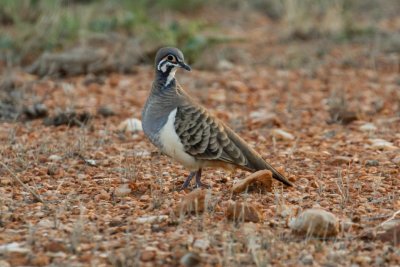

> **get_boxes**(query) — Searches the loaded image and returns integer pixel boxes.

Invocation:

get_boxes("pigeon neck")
[156,68,177,89]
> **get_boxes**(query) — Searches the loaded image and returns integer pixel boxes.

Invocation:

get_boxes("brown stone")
[30,253,50,266]
[140,250,156,262]
[232,170,272,194]
[225,201,261,223]
[289,209,339,238]
[175,188,206,216]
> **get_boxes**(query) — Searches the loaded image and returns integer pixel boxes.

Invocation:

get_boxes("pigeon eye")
[167,55,174,61]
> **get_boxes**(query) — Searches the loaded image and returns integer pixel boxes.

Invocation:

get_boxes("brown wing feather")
[174,105,248,167]
[174,103,293,187]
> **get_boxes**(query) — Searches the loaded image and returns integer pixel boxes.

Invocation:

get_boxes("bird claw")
[195,181,210,189]
[178,169,210,190]
[179,181,209,191]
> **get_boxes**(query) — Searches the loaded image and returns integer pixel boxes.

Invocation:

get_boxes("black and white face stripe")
[157,58,179,73]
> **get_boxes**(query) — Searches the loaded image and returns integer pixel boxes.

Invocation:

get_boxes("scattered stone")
[97,106,115,117]
[232,170,272,194]
[354,255,372,265]
[301,254,314,265]
[176,188,206,216]
[323,130,336,139]
[365,160,379,167]
[0,242,30,254]
[135,215,168,224]
[392,157,400,165]
[228,80,248,92]
[30,252,50,266]
[47,164,59,176]
[376,221,400,246]
[225,201,261,223]
[140,249,156,262]
[327,250,347,262]
[359,123,377,132]
[44,111,91,127]
[23,103,48,120]
[7,255,29,267]
[44,241,67,253]
[83,158,97,166]
[271,129,295,140]
[369,139,397,150]
[48,154,62,162]
[0,178,12,185]
[193,238,210,250]
[249,111,281,128]
[114,184,132,197]
[180,252,201,267]
[217,59,234,71]
[329,156,352,165]
[118,118,143,133]
[96,189,111,201]
[38,219,54,229]
[289,209,339,238]
[327,96,358,125]
[83,74,105,86]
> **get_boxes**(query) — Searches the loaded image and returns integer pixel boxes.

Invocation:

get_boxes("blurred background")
[0,0,399,73]
[0,3,399,266]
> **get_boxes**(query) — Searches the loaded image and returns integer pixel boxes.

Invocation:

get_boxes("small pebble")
[365,160,379,167]
[301,254,314,265]
[97,106,115,117]
[392,157,400,165]
[272,129,295,140]
[118,118,143,133]
[48,154,62,162]
[140,250,156,262]
[359,123,376,132]
[114,184,131,197]
[180,252,201,267]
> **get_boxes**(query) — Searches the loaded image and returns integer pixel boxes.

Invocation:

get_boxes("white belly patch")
[159,108,199,171]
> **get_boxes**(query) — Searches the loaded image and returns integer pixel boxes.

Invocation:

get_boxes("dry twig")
[0,161,45,203]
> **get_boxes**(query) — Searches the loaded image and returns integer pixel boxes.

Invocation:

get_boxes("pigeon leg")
[195,169,209,188]
[181,171,196,190]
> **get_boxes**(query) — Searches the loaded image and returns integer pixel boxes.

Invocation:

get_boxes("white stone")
[114,184,131,197]
[37,218,54,228]
[135,215,168,224]
[0,242,30,253]
[392,157,400,165]
[359,123,376,132]
[84,159,96,166]
[369,139,397,150]
[193,238,210,250]
[217,59,234,70]
[301,254,314,265]
[48,154,62,161]
[118,118,143,133]
[272,129,295,140]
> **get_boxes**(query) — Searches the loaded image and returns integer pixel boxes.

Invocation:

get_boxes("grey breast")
[142,80,180,147]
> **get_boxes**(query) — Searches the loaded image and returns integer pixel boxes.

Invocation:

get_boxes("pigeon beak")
[179,62,191,71]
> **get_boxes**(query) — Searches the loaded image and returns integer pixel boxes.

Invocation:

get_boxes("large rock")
[232,170,272,194]
[289,209,339,238]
